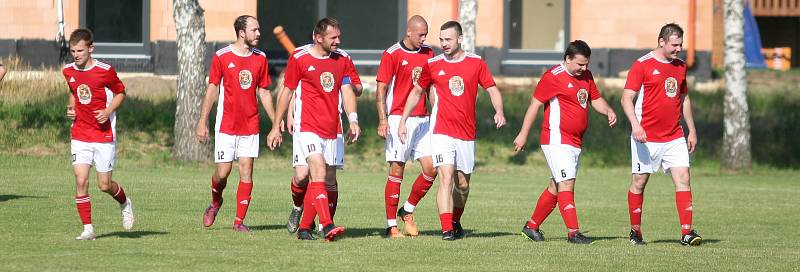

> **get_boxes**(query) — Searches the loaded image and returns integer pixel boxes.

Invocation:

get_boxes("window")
[508,0,567,51]
[86,0,144,43]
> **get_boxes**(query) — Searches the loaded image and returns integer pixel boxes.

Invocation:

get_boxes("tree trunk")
[172,0,209,161]
[458,0,477,53]
[722,0,752,170]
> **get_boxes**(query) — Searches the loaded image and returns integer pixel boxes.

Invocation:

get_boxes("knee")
[97,182,112,192]
[388,163,405,177]
[422,166,438,178]
[631,175,648,189]
[454,181,469,192]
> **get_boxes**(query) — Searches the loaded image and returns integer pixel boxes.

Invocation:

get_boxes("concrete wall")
[407,0,503,49]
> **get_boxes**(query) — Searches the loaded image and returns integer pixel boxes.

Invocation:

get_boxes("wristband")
[348,112,358,123]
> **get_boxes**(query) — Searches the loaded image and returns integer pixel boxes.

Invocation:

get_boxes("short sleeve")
[587,72,601,100]
[345,57,361,85]
[283,55,301,90]
[478,60,496,90]
[416,62,433,89]
[208,54,223,85]
[375,51,395,83]
[533,73,556,103]
[258,56,272,88]
[106,67,126,94]
[624,61,644,92]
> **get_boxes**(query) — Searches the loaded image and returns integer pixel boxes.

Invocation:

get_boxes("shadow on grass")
[97,230,169,239]
[0,194,45,202]
[344,227,387,238]
[249,224,286,231]
[650,239,722,245]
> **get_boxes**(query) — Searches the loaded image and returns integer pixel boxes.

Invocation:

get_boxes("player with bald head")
[375,15,438,238]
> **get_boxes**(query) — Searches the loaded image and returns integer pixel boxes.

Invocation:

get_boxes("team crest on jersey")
[77,84,92,105]
[577,89,589,109]
[411,66,423,85]
[238,70,253,89]
[664,77,678,98]
[448,76,465,96]
[320,72,335,92]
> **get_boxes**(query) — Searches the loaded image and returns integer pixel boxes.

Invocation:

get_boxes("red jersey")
[417,52,496,140]
[376,42,434,116]
[208,45,272,135]
[534,64,601,148]
[624,52,688,142]
[284,46,354,139]
[63,60,125,143]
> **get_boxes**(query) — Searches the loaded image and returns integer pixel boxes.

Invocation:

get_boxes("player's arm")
[196,83,219,144]
[621,89,646,142]
[342,83,360,144]
[590,97,617,127]
[375,81,390,138]
[512,97,543,152]
[267,85,293,150]
[95,91,125,124]
[485,86,506,129]
[286,94,295,135]
[681,93,697,153]
[66,92,76,120]
[257,87,275,123]
[398,85,425,144]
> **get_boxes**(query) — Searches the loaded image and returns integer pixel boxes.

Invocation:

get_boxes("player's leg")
[383,115,408,237]
[204,133,235,227]
[451,170,471,239]
[662,138,700,245]
[93,142,134,231]
[436,164,456,240]
[398,122,438,236]
[73,160,95,240]
[288,164,309,233]
[231,156,254,232]
[325,166,338,220]
[628,138,654,244]
[384,161,406,237]
[554,179,591,244]
[297,133,343,241]
[522,179,557,242]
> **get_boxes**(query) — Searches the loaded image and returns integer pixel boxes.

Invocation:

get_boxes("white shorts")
[431,134,475,174]
[71,140,116,173]
[295,132,339,166]
[540,144,582,183]
[293,132,344,169]
[385,115,432,162]
[631,137,691,175]
[214,132,259,163]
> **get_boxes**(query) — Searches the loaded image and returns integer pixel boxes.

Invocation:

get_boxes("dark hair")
[69,28,93,46]
[234,15,256,36]
[564,40,591,60]
[658,23,684,42]
[440,21,462,36]
[313,17,340,36]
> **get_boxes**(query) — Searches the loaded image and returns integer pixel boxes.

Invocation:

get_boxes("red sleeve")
[258,56,272,88]
[588,72,600,100]
[416,62,432,89]
[375,51,395,83]
[106,67,126,94]
[346,57,361,85]
[478,60,496,90]
[283,56,301,90]
[62,69,72,92]
[681,65,688,94]
[623,61,644,92]
[208,54,223,85]
[533,73,556,103]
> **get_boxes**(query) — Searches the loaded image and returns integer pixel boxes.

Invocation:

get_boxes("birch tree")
[173,0,208,161]
[458,0,477,53]
[722,0,752,169]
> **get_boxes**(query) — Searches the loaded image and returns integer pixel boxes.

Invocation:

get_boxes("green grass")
[1,155,798,271]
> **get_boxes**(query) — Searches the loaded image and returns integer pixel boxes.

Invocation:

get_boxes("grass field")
[1,155,798,271]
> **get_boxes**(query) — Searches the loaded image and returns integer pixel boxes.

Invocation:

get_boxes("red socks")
[439,213,453,232]
[676,191,693,235]
[557,191,580,237]
[234,180,252,225]
[406,172,435,206]
[111,184,127,204]
[327,183,338,218]
[290,177,306,208]
[527,189,558,229]
[453,207,465,223]
[211,176,228,208]
[628,191,644,233]
[75,195,92,225]
[307,181,333,227]
[384,175,402,224]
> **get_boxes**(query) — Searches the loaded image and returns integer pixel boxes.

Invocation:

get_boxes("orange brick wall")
[0,0,79,40]
[570,0,714,51]
[151,0,257,42]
